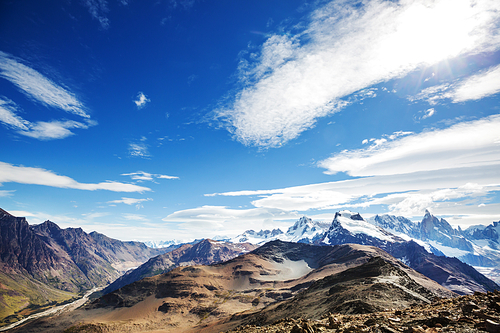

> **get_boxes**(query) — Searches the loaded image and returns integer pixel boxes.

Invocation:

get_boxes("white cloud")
[0,98,29,130]
[0,98,96,140]
[82,0,110,29]
[452,64,500,102]
[157,174,179,179]
[122,213,149,221]
[422,108,435,120]
[207,164,500,224]
[318,114,500,177]
[19,119,94,140]
[122,171,179,181]
[134,92,150,109]
[128,142,150,158]
[414,108,436,122]
[0,53,96,140]
[0,52,89,118]
[412,64,500,104]
[7,210,35,217]
[163,205,300,237]
[0,190,15,197]
[0,161,151,192]
[108,197,153,209]
[214,0,500,148]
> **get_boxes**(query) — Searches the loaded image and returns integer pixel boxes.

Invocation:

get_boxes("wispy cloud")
[128,137,150,158]
[169,0,196,10]
[318,114,500,177]
[0,52,95,140]
[20,119,94,140]
[411,64,500,104]
[0,161,151,192]
[108,197,153,209]
[122,171,179,181]
[0,190,15,197]
[82,0,110,29]
[0,98,30,131]
[134,92,150,109]
[163,205,299,237]
[207,165,500,223]
[414,108,436,122]
[213,0,500,148]
[0,97,95,140]
[0,52,89,118]
[122,213,149,222]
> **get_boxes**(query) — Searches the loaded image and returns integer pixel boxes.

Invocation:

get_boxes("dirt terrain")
[9,241,459,333]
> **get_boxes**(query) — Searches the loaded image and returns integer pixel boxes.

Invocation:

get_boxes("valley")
[1,208,499,333]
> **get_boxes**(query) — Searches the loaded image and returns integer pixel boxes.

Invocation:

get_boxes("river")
[0,288,99,332]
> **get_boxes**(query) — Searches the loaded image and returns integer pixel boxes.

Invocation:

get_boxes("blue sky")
[1,0,500,242]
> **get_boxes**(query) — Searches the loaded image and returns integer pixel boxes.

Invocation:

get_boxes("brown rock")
[485,319,500,333]
[458,316,476,324]
[462,301,479,315]
[328,314,340,329]
[290,324,303,333]
[380,325,399,333]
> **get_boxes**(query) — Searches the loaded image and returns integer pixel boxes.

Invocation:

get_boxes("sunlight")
[380,0,485,69]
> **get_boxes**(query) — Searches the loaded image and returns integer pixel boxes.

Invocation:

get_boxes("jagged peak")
[32,220,61,232]
[334,210,364,221]
[288,216,314,230]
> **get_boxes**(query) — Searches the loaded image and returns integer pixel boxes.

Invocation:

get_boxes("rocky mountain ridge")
[225,210,500,285]
[0,208,166,323]
[100,239,257,295]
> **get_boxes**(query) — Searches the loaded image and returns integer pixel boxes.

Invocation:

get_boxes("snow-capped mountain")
[320,211,404,247]
[229,228,284,244]
[367,211,500,271]
[282,216,330,243]
[144,240,180,249]
[465,221,500,250]
[229,211,497,293]
[229,216,330,245]
[368,214,419,238]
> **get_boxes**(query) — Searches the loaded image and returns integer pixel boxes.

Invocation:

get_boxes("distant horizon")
[1,0,499,242]
[4,207,495,243]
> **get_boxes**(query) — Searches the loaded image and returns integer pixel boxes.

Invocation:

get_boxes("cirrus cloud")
[213,0,500,148]
[0,161,150,192]
[0,51,89,118]
[318,114,500,177]
[411,64,500,105]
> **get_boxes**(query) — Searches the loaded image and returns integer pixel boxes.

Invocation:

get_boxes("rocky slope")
[232,256,441,327]
[0,208,165,323]
[100,239,257,295]
[227,290,500,333]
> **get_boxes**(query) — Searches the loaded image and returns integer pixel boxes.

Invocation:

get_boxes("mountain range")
[0,208,166,323]
[105,210,497,297]
[226,210,500,284]
[13,241,458,332]
[2,207,500,332]
[99,239,257,296]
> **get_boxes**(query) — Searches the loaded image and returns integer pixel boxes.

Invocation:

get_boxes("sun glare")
[382,0,484,68]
